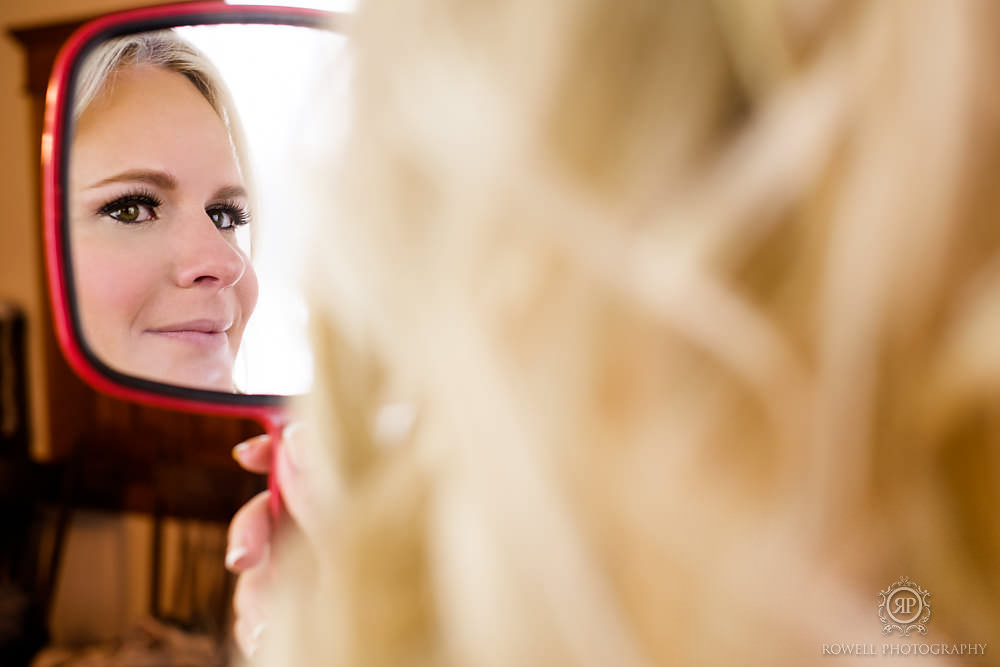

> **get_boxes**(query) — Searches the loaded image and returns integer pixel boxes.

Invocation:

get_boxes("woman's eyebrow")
[87,168,177,190]
[84,171,246,200]
[213,185,248,200]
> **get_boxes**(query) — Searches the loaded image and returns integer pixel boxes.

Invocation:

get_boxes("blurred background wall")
[1,0,146,461]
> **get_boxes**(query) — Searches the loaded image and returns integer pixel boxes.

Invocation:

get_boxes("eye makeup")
[93,190,251,230]
[95,188,163,224]
[206,199,252,231]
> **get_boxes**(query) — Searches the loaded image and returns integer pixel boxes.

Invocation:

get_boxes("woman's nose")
[171,213,247,289]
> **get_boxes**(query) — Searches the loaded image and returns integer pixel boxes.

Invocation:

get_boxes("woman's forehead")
[72,64,244,192]
[77,64,220,132]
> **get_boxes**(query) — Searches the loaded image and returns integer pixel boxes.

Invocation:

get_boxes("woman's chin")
[121,362,235,393]
[166,368,235,392]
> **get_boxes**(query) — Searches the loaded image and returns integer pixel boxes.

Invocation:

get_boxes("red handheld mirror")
[42,1,345,520]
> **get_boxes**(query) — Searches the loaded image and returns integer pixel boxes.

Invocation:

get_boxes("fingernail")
[225,545,249,571]
[232,434,268,461]
[249,622,266,657]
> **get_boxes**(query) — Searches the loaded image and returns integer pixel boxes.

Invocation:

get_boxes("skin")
[70,64,258,392]
[228,426,316,657]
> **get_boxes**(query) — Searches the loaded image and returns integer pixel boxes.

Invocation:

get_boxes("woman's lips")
[146,319,231,348]
[150,329,228,347]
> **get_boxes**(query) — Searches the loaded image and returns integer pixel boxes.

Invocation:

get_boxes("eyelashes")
[206,199,252,231]
[95,190,251,231]
[96,189,162,224]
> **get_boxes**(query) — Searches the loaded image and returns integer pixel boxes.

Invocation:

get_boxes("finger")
[233,614,266,660]
[233,564,271,658]
[226,490,272,572]
[232,433,272,474]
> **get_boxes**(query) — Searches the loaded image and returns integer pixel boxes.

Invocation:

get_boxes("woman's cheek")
[74,239,159,342]
[236,253,260,331]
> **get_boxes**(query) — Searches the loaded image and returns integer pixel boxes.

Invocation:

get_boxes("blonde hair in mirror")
[260,0,1000,665]
[74,30,225,123]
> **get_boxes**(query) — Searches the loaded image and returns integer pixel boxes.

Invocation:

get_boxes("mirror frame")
[42,2,343,422]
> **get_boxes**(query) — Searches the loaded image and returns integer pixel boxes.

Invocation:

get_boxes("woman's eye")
[207,206,249,231]
[208,209,235,230]
[102,200,157,223]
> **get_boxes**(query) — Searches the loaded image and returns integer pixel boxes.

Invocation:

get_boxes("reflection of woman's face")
[70,64,258,392]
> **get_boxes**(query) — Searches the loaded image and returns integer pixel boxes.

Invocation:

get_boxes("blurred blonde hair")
[265,0,1000,665]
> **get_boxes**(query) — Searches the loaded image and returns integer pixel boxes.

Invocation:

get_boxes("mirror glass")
[66,22,346,395]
